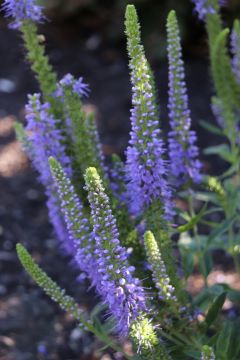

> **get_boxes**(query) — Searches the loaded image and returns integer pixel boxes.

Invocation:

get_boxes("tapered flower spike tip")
[168,9,176,22]
[125,4,137,22]
[84,167,102,189]
[125,4,142,58]
[48,155,58,167]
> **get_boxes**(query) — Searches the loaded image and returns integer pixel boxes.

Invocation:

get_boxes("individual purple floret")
[2,0,44,29]
[191,0,225,21]
[85,167,147,336]
[231,26,240,85]
[167,11,201,186]
[56,74,90,98]
[25,94,73,253]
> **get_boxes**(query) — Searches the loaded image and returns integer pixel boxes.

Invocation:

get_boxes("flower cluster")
[191,0,225,21]
[167,10,201,185]
[125,5,173,219]
[25,94,72,253]
[2,0,44,29]
[84,167,147,335]
[57,73,90,98]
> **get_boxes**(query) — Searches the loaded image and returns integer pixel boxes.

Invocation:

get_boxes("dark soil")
[0,13,229,360]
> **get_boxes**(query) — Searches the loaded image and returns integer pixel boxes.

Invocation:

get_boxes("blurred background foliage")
[0,0,239,61]
[40,0,240,60]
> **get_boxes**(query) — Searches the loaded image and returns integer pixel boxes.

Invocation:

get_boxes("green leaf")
[194,191,219,204]
[204,144,235,163]
[207,215,237,246]
[200,120,223,135]
[178,233,196,278]
[193,284,225,310]
[204,292,227,329]
[216,322,234,360]
[176,204,207,233]
[227,320,240,359]
[200,251,213,278]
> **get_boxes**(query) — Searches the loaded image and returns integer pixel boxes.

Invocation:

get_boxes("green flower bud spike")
[206,176,226,208]
[61,83,106,184]
[145,201,186,304]
[16,243,88,328]
[130,316,172,360]
[201,345,215,360]
[48,156,91,250]
[16,243,130,357]
[205,0,223,51]
[144,231,177,304]
[20,21,62,118]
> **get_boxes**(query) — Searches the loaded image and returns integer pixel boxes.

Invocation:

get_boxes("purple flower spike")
[191,0,225,21]
[84,167,148,336]
[49,157,98,284]
[125,5,174,220]
[2,0,44,29]
[167,11,201,186]
[25,94,73,253]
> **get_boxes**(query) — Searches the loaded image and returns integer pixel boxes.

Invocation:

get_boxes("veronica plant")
[3,0,240,359]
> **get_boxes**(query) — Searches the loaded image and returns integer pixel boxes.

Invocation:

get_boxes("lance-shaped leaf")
[203,292,226,330]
